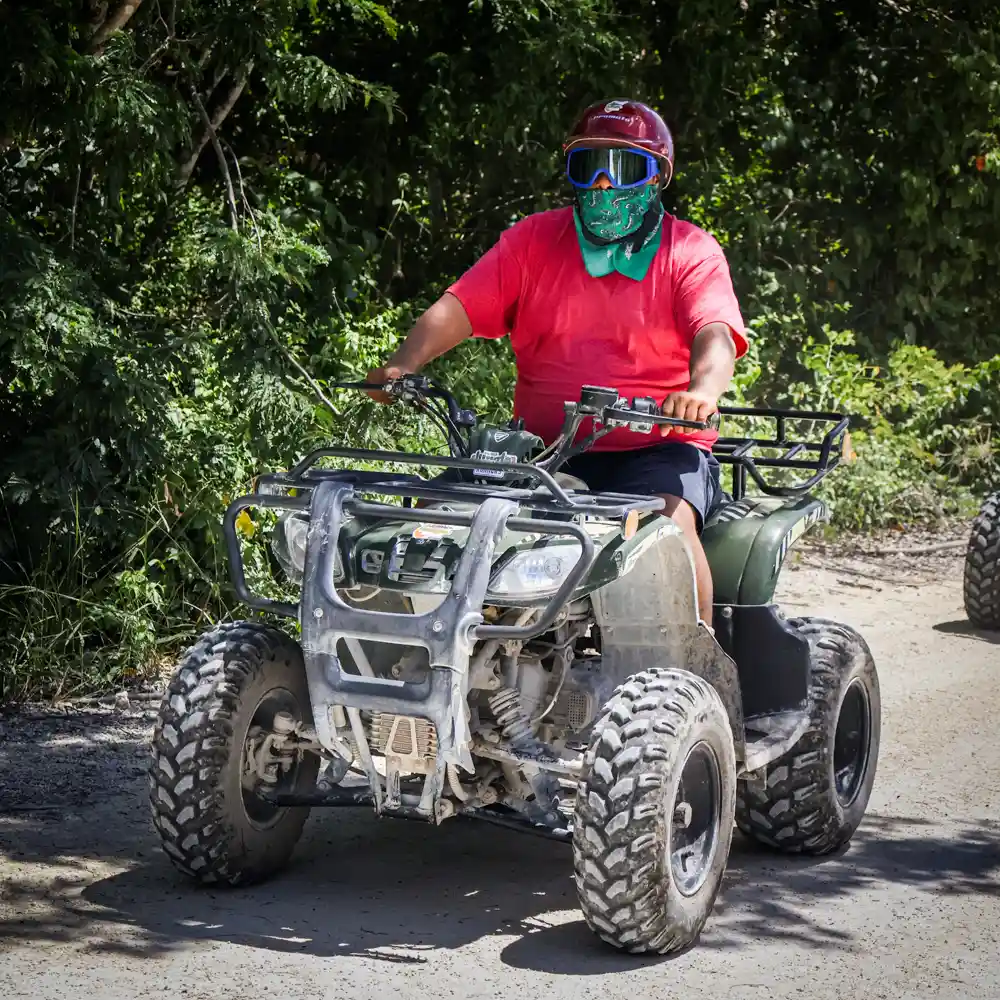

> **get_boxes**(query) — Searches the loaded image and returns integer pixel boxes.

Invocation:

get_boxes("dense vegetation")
[2,0,998,700]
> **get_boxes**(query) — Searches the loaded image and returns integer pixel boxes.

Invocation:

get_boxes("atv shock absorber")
[488,687,564,826]
[488,687,541,753]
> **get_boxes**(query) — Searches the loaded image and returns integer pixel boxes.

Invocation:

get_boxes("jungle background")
[2,0,998,700]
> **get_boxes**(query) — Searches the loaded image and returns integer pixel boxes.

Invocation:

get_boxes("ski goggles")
[565,146,661,189]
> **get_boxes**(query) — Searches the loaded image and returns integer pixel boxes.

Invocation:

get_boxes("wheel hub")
[240,690,306,827]
[669,742,722,897]
[833,677,871,807]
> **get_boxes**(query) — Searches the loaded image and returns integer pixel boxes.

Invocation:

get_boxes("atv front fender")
[702,495,828,607]
[591,519,745,760]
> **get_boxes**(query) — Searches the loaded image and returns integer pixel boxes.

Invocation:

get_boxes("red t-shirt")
[446,206,748,451]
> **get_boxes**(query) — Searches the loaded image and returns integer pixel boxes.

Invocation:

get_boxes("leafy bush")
[785,331,999,529]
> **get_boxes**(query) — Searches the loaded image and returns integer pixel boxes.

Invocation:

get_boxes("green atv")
[964,490,1000,630]
[149,377,881,956]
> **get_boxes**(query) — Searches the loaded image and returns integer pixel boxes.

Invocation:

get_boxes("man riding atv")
[366,98,746,628]
[150,98,881,960]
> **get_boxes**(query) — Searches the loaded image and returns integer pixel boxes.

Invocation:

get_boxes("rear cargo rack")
[713,406,850,502]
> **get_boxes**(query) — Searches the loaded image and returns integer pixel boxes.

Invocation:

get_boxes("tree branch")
[86,1,110,37]
[176,66,251,189]
[69,161,82,249]
[187,84,239,231]
[87,1,144,56]
[270,328,343,421]
[867,540,967,557]
[224,139,261,250]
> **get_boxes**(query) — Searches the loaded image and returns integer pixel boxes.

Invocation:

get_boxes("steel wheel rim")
[834,677,871,807]
[669,741,722,897]
[240,686,302,828]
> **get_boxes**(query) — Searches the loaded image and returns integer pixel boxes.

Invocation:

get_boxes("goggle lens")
[566,147,658,188]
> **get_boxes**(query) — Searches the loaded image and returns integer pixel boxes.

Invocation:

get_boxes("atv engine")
[332,598,611,793]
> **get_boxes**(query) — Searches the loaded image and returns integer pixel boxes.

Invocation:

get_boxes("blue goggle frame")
[565,146,661,189]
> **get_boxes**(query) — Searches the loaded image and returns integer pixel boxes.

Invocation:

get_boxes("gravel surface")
[1,540,998,1000]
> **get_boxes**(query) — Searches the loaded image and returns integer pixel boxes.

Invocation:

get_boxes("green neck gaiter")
[573,184,664,281]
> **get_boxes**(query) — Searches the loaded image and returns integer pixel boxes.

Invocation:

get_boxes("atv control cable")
[418,395,469,456]
[531,653,572,725]
[447,764,472,802]
[413,397,463,455]
[529,621,587,724]
[527,434,566,466]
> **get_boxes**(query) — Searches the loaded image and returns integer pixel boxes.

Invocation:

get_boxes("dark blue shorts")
[564,440,723,531]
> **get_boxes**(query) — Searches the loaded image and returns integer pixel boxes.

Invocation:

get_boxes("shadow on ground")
[933,619,1000,645]
[2,711,999,976]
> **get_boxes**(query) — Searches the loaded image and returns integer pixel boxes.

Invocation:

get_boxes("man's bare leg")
[658,493,713,629]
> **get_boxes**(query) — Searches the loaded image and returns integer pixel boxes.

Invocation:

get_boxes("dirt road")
[1,546,998,1000]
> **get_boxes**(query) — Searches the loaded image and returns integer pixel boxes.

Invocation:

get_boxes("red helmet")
[564,99,675,184]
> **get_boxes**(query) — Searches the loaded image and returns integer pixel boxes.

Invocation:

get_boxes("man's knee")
[658,493,713,620]
[657,493,700,538]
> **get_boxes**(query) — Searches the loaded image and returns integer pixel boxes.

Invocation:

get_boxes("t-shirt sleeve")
[672,229,749,358]
[445,218,531,340]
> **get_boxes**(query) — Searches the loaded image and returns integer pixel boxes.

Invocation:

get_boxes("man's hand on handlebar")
[363,365,408,404]
[660,390,718,435]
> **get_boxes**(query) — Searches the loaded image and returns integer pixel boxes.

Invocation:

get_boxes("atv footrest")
[741,710,811,772]
[458,807,573,842]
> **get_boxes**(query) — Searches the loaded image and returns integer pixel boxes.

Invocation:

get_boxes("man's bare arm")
[660,322,737,428]
[365,292,473,402]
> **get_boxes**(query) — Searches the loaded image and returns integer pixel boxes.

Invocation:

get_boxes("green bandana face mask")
[574,184,663,281]
[577,184,659,241]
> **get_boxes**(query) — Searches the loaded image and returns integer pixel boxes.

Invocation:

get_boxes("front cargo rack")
[252,405,851,512]
[255,446,666,519]
[224,406,850,618]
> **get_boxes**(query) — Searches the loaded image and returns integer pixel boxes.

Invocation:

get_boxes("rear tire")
[149,622,319,885]
[964,492,1000,630]
[736,618,880,855]
[573,668,737,955]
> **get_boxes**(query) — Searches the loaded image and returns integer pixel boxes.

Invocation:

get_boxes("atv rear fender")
[701,494,828,722]
[702,495,828,607]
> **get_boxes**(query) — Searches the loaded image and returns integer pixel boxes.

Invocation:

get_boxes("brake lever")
[329,380,396,394]
[328,378,414,402]
[600,404,720,432]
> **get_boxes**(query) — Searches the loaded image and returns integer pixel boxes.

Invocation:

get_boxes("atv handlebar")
[331,377,476,429]
[325,375,848,501]
[335,375,718,440]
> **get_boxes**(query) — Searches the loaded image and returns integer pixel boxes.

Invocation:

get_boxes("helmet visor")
[566,146,660,189]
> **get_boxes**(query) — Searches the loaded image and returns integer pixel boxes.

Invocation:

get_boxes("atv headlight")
[487,542,584,599]
[271,512,343,584]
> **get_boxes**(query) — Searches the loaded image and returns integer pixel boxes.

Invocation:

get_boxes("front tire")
[736,618,880,855]
[573,668,737,955]
[149,622,320,885]
[964,492,1000,630]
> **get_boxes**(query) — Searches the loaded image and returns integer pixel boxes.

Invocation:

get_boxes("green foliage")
[1,0,998,699]
[786,332,998,529]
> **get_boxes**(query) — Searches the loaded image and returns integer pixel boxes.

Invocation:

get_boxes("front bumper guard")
[223,479,595,775]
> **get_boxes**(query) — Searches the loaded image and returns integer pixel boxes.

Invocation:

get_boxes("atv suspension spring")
[489,687,542,754]
[489,687,563,822]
